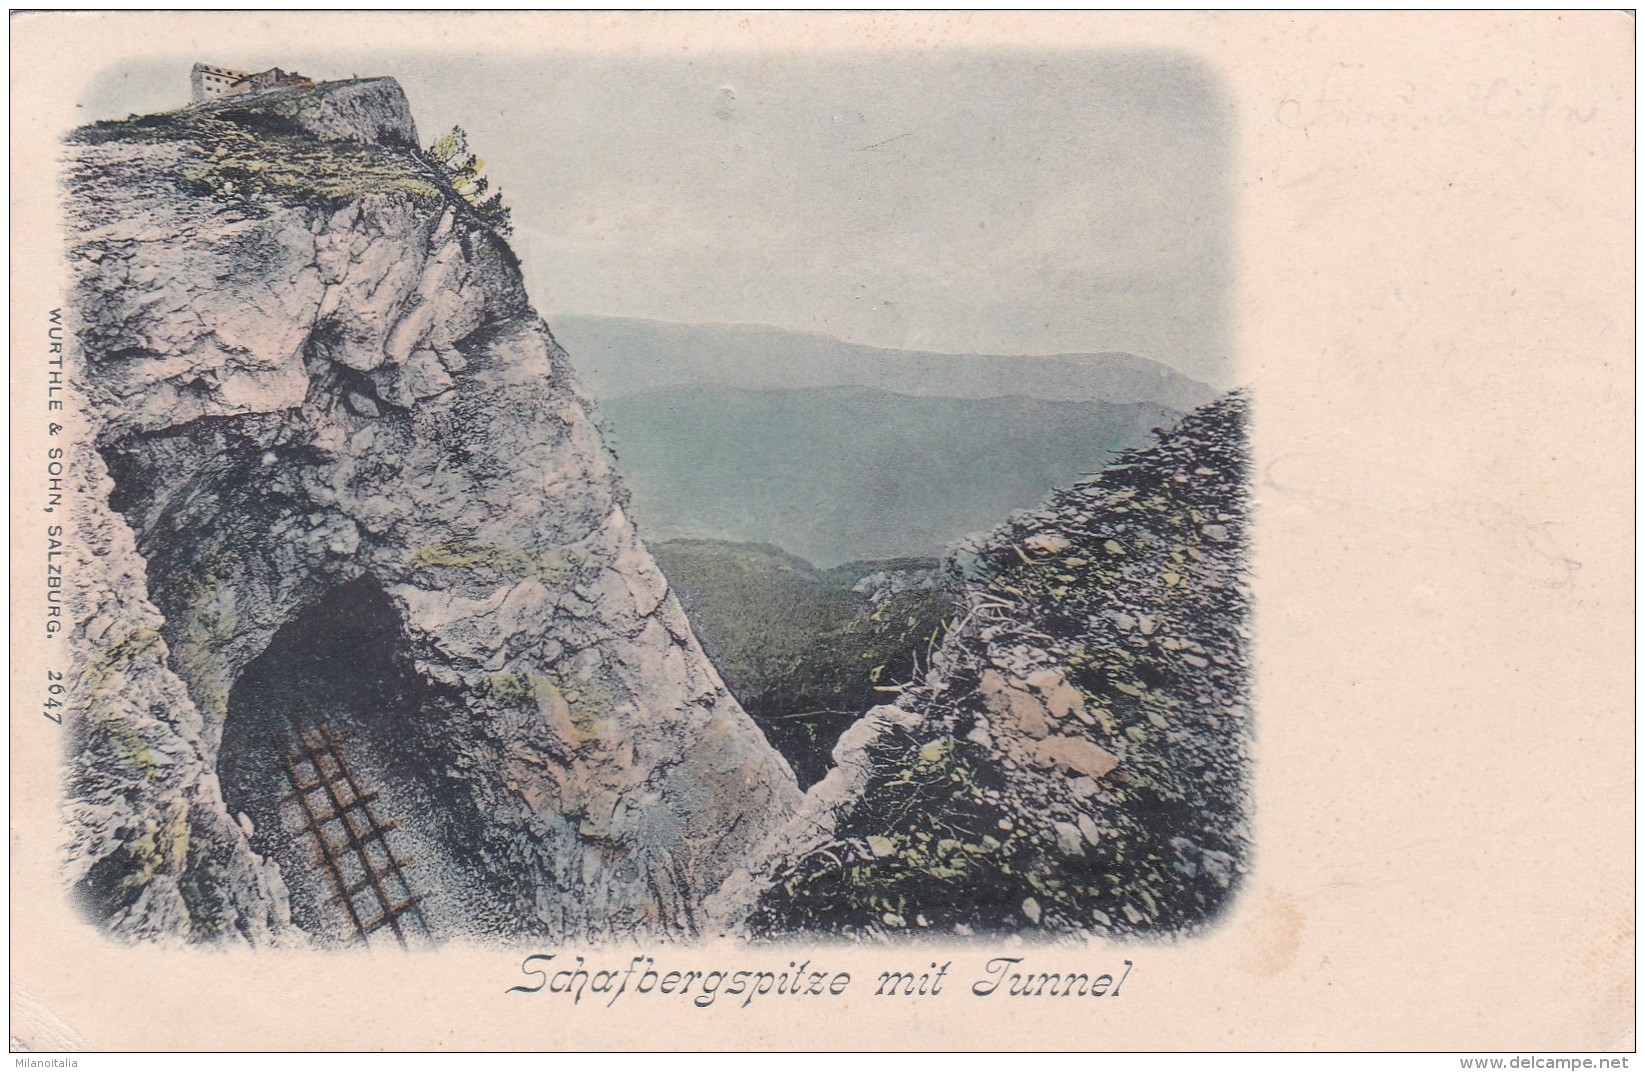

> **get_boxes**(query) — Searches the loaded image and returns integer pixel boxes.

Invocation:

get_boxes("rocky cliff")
[62,78,800,945]
[711,393,1251,940]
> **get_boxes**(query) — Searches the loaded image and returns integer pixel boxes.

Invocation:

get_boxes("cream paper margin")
[7,10,1634,1052]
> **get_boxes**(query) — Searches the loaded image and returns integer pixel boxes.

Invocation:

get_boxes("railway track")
[281,717,431,947]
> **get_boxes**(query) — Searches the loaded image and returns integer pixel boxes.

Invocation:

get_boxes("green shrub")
[420,126,512,235]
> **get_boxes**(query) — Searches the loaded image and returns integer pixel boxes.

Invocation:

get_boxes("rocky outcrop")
[62,79,800,944]
[66,441,294,942]
[715,394,1252,940]
[203,77,421,147]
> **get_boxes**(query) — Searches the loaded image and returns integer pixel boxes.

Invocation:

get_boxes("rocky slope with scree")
[711,392,1251,940]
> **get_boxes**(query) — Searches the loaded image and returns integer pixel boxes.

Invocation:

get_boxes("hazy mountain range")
[599,384,1180,565]
[550,315,1216,412]
[551,316,1209,564]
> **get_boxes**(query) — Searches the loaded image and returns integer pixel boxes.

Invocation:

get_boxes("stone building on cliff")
[190,63,313,104]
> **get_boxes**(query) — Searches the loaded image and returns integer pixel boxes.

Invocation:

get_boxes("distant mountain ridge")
[599,383,1179,566]
[550,314,1216,412]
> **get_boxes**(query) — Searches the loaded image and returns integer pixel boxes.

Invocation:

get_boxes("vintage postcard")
[9,10,1633,1053]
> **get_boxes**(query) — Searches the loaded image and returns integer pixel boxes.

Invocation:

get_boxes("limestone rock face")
[226,77,422,147]
[721,394,1251,941]
[63,78,800,944]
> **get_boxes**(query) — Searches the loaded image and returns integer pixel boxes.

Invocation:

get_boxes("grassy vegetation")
[70,100,511,238]
[161,549,243,723]
[72,108,441,208]
[410,541,582,586]
[474,669,619,742]
[82,628,166,699]
[651,540,953,788]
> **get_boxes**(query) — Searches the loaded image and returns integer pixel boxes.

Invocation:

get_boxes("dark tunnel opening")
[218,576,506,946]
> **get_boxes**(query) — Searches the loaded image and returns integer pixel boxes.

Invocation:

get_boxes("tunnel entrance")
[219,576,499,946]
[279,717,430,946]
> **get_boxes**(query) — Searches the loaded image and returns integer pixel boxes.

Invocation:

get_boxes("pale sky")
[78,48,1233,384]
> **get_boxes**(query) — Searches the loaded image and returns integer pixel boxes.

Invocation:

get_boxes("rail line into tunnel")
[281,717,430,947]
[219,577,511,946]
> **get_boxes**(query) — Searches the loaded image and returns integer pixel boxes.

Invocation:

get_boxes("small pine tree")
[423,126,466,168]
[421,126,512,235]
